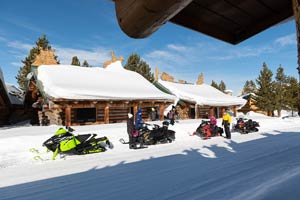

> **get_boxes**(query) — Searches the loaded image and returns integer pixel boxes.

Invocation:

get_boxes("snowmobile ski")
[119,138,129,144]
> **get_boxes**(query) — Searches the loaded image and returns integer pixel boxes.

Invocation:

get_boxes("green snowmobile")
[43,127,113,160]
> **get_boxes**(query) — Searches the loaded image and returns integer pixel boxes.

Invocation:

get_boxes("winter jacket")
[209,116,217,126]
[168,110,175,119]
[222,113,232,125]
[135,109,144,129]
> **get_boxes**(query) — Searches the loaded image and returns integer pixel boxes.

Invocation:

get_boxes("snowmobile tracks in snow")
[29,148,53,161]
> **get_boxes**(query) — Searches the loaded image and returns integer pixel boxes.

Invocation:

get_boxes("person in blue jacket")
[135,108,144,130]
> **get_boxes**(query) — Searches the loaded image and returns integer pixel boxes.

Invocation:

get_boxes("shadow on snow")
[1,131,300,200]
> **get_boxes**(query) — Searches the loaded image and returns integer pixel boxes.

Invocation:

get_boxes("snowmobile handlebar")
[66,126,75,132]
[143,123,160,129]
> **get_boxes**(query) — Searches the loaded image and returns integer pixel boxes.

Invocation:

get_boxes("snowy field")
[1,112,300,200]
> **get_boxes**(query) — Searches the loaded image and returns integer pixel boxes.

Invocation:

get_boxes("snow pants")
[224,124,231,139]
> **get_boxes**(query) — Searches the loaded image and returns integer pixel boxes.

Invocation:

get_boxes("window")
[76,108,96,123]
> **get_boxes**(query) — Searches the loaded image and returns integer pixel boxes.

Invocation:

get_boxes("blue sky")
[0,0,298,95]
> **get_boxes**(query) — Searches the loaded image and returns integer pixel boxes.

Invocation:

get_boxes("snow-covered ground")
[1,114,300,200]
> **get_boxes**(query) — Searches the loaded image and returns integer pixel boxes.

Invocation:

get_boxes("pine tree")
[274,65,287,117]
[242,80,256,95]
[218,80,226,92]
[255,62,275,116]
[82,60,90,67]
[124,53,154,82]
[211,80,219,90]
[285,76,299,114]
[71,56,80,66]
[15,35,58,91]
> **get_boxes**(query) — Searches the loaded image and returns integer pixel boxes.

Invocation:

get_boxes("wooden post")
[65,105,71,126]
[233,106,237,117]
[195,104,198,119]
[220,107,225,117]
[292,0,300,116]
[159,103,165,121]
[104,106,109,124]
[132,104,138,120]
[209,107,214,117]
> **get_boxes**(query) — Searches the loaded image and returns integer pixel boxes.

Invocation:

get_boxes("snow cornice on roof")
[157,79,246,107]
[36,62,175,102]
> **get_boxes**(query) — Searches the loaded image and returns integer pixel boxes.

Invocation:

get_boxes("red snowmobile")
[193,120,224,139]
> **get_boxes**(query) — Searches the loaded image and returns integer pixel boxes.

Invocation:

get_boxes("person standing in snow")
[150,107,156,121]
[127,113,143,149]
[127,113,135,147]
[222,109,232,139]
[168,106,176,125]
[135,108,144,130]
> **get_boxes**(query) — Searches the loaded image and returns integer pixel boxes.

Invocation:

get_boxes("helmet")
[137,108,142,115]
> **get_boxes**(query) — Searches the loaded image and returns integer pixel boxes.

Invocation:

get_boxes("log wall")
[40,100,173,126]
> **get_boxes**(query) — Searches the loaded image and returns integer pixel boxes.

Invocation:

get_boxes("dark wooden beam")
[292,0,300,115]
[114,0,192,38]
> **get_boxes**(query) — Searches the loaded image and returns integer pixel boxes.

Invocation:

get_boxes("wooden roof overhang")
[45,98,174,108]
[115,0,293,44]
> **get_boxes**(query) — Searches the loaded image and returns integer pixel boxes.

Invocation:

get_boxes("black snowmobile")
[43,126,113,160]
[232,118,260,134]
[141,121,176,145]
[120,121,175,148]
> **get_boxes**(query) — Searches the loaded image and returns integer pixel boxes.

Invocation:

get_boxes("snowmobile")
[43,126,113,160]
[141,121,176,145]
[193,120,224,139]
[232,118,260,134]
[120,121,175,148]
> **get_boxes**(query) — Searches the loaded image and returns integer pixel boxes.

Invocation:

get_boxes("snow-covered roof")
[157,79,246,107]
[36,61,175,101]
[239,93,256,100]
[0,68,11,106]
[5,84,24,105]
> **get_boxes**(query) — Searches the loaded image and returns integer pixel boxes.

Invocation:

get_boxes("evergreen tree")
[218,80,226,92]
[82,60,90,67]
[71,56,80,66]
[242,80,256,95]
[285,76,299,114]
[211,80,219,90]
[274,65,287,117]
[255,62,275,116]
[16,35,58,91]
[124,53,154,82]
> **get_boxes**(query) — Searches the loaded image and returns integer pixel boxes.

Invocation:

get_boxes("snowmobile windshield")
[55,128,68,136]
